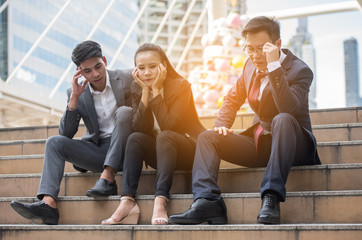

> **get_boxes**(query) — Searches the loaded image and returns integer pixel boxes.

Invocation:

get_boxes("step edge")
[312,123,362,129]
[2,190,362,202]
[0,154,44,160]
[0,223,361,231]
[1,163,362,178]
[2,139,361,146]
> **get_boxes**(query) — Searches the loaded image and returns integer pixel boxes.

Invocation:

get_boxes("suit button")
[185,133,190,138]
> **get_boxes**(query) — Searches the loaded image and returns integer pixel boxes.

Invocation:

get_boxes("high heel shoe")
[151,195,169,225]
[102,196,140,225]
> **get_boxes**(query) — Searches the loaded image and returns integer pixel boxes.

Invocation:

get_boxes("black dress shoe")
[86,178,117,197]
[169,197,227,225]
[73,165,87,173]
[10,200,59,225]
[257,193,280,224]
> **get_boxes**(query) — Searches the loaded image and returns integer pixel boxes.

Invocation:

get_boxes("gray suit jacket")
[59,69,133,145]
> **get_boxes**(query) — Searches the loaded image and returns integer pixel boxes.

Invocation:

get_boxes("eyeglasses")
[243,45,264,56]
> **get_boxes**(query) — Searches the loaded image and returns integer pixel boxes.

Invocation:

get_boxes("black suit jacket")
[131,77,205,143]
[59,69,133,145]
[215,49,320,164]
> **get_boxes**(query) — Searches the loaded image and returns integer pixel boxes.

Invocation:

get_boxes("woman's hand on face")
[152,63,167,91]
[132,67,149,91]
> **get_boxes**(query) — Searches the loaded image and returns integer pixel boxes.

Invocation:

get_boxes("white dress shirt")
[257,50,287,101]
[88,71,117,139]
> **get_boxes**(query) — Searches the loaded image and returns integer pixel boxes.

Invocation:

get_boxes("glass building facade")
[2,0,138,110]
[344,37,361,107]
[0,0,7,81]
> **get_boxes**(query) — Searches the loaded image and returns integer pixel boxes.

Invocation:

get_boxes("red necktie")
[249,72,266,110]
[249,72,266,150]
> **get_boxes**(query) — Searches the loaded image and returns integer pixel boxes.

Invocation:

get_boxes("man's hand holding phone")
[71,68,88,97]
[68,68,88,110]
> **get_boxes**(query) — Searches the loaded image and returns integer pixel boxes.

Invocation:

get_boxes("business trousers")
[37,106,132,201]
[121,130,196,199]
[192,113,316,202]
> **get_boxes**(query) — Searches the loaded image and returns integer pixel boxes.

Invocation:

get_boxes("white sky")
[246,0,362,108]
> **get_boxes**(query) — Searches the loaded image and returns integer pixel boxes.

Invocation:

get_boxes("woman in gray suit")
[102,43,205,225]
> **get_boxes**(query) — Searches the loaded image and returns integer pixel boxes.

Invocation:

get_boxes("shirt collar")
[89,71,111,95]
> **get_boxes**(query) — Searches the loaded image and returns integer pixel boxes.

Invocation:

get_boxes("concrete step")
[0,125,86,141]
[317,140,362,164]
[1,140,361,166]
[1,190,361,225]
[310,107,362,125]
[0,107,360,142]
[230,123,362,142]
[312,123,362,142]
[200,107,362,130]
[0,155,76,174]
[1,163,361,198]
[0,224,361,240]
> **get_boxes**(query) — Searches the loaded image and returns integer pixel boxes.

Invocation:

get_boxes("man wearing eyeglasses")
[170,16,321,225]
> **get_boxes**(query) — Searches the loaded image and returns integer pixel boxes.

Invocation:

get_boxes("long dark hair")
[134,43,183,80]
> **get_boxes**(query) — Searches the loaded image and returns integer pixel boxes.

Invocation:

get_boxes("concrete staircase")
[0,107,361,239]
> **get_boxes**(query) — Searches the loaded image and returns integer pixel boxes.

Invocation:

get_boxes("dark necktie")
[249,71,267,150]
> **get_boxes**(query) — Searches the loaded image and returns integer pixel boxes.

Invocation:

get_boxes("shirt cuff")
[267,61,281,73]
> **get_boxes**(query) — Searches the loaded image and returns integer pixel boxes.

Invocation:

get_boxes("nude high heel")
[151,195,169,225]
[102,196,140,225]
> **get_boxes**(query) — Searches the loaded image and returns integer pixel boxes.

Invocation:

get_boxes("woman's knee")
[156,130,177,145]
[127,132,148,146]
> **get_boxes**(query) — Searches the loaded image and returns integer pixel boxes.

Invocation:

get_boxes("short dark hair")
[71,40,103,66]
[242,16,280,41]
[134,43,183,80]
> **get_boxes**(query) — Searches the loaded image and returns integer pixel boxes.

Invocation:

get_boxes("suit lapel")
[81,84,99,132]
[246,63,256,95]
[109,70,125,107]
[245,62,258,113]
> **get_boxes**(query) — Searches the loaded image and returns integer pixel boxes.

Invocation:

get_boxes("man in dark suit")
[10,40,133,225]
[169,16,321,225]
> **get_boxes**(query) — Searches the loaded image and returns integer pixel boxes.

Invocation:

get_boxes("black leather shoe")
[10,200,59,225]
[73,165,87,173]
[169,197,227,225]
[257,193,280,224]
[86,178,117,197]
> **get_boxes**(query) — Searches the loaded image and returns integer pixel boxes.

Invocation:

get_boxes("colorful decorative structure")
[188,12,250,115]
